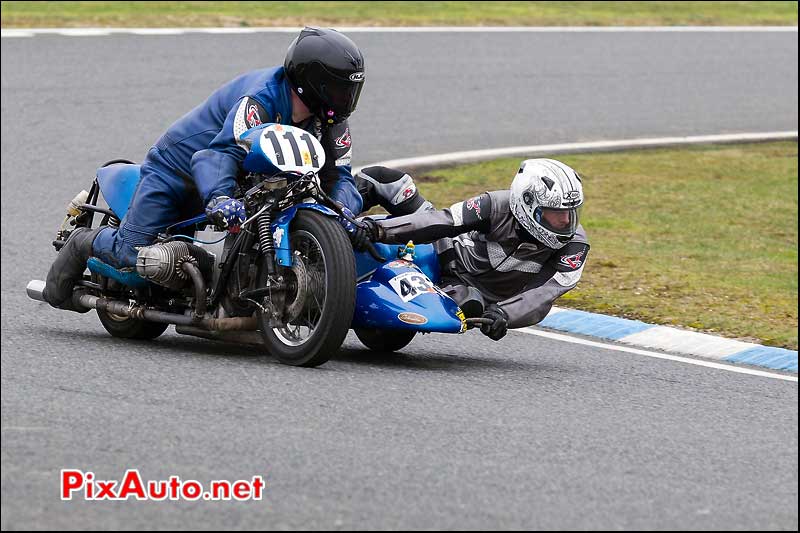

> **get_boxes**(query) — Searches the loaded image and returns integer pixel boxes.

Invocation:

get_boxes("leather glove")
[480,304,509,341]
[205,196,246,231]
[337,206,382,252]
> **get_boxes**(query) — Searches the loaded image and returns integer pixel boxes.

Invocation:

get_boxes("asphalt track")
[1,30,798,530]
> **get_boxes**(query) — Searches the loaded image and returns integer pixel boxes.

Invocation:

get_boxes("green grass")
[409,142,798,349]
[1,1,797,28]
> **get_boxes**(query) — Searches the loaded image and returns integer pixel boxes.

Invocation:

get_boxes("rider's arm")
[190,96,273,205]
[318,120,362,214]
[495,236,590,329]
[375,192,493,244]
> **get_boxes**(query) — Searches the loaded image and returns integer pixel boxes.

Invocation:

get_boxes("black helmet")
[284,27,365,125]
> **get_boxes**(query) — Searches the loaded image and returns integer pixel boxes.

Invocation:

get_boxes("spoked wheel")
[354,328,416,353]
[97,307,169,340]
[257,210,356,367]
[92,270,169,340]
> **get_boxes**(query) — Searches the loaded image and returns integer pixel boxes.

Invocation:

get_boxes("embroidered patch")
[335,128,351,149]
[559,249,585,269]
[466,196,482,219]
[246,104,262,128]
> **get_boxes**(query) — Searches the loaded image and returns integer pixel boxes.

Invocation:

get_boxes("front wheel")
[257,210,356,367]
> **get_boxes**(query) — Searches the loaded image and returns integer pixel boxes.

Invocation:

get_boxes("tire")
[257,210,356,367]
[96,308,169,340]
[355,328,416,352]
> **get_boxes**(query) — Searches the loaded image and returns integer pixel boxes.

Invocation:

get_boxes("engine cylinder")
[136,242,195,289]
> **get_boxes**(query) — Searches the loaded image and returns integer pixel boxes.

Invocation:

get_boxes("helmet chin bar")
[319,107,348,125]
[322,107,337,125]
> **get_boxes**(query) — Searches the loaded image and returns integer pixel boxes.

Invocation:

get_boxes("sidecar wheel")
[97,308,169,340]
[257,210,356,367]
[355,328,416,352]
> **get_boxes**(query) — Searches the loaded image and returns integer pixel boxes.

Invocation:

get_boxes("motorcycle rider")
[353,159,590,341]
[43,27,366,311]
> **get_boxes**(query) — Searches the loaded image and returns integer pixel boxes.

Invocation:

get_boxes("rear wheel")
[96,308,169,340]
[257,210,356,367]
[355,328,416,352]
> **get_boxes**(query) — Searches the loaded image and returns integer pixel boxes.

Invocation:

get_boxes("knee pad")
[358,166,428,215]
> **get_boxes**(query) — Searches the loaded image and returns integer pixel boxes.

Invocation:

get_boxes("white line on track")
[517,328,798,383]
[356,131,799,172]
[2,26,797,38]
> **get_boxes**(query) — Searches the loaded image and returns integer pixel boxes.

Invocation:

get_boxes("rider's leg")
[355,166,434,216]
[433,239,486,318]
[93,150,202,269]
[43,150,196,310]
[42,227,103,312]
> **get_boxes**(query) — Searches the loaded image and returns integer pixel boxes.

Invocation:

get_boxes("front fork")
[245,203,340,327]
[255,209,288,327]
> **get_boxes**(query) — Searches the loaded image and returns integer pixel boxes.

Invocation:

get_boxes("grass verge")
[1,1,797,28]
[409,141,798,349]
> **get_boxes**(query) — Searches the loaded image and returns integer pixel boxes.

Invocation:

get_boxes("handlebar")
[365,241,387,263]
[465,318,493,329]
[315,189,387,262]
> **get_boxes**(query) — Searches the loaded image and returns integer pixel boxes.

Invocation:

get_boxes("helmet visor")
[536,206,580,236]
[318,76,364,120]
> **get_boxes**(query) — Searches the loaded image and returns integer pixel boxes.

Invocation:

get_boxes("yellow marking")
[456,309,467,333]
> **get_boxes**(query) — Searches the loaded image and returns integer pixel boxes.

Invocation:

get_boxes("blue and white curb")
[533,307,797,373]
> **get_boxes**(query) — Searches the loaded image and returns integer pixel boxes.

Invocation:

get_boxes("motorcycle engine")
[136,242,214,290]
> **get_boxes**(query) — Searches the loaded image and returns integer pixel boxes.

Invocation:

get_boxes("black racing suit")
[354,167,590,329]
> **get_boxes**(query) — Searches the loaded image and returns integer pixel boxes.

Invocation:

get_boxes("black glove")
[337,206,382,252]
[480,304,509,341]
[350,218,383,252]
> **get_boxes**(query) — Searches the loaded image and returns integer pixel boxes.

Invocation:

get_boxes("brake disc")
[283,252,309,322]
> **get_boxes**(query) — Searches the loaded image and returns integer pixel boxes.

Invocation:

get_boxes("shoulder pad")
[553,241,589,272]
[234,97,270,146]
[321,120,352,167]
[449,192,492,228]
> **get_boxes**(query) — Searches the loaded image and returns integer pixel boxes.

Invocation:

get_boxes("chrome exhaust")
[26,280,46,302]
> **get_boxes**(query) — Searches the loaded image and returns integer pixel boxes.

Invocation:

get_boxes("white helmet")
[508,158,584,249]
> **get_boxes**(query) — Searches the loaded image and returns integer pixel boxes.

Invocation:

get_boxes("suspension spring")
[257,210,277,275]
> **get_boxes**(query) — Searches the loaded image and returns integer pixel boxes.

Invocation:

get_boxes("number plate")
[388,271,438,302]
[258,124,326,174]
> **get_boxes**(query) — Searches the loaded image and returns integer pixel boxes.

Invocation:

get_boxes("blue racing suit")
[93,66,361,267]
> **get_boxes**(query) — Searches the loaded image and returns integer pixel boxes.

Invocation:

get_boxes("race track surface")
[2,30,797,529]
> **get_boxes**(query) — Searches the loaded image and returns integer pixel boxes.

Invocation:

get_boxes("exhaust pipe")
[26,279,256,331]
[76,292,257,330]
[27,280,47,302]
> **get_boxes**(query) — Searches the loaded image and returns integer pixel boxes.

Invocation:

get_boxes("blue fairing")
[240,126,282,175]
[355,242,440,283]
[352,260,464,333]
[96,164,141,219]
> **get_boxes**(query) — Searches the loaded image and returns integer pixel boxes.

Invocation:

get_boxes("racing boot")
[42,227,102,313]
